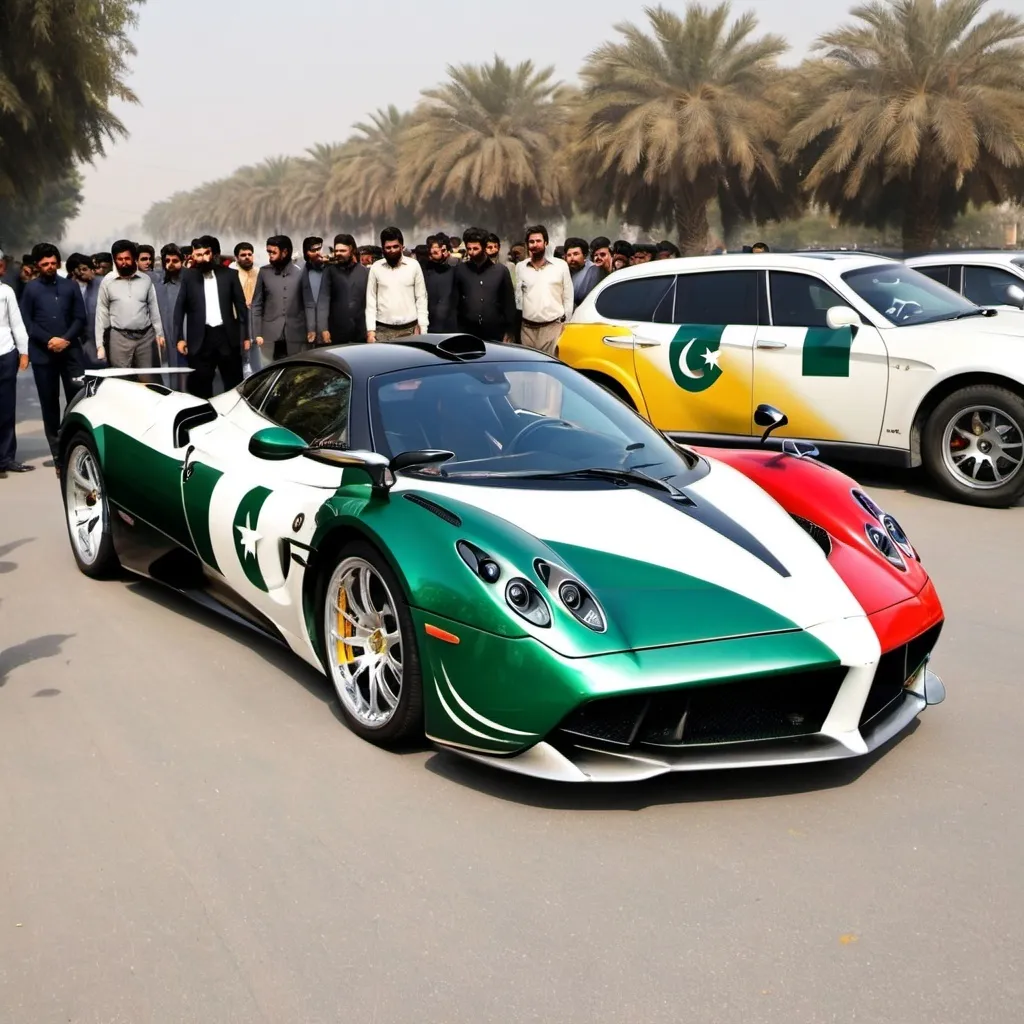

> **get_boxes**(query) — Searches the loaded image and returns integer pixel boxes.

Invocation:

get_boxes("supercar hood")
[408,460,866,655]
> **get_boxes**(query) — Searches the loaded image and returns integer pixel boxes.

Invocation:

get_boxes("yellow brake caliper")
[336,585,355,664]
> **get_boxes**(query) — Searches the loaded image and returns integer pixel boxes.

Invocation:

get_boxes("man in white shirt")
[0,249,33,477]
[365,227,428,343]
[515,225,574,356]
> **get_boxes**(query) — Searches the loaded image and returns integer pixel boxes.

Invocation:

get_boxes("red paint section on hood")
[868,578,944,653]
[695,447,936,618]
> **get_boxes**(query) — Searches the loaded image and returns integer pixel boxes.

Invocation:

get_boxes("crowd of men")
[0,225,761,481]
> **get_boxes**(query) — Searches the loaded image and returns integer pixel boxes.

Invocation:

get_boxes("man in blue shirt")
[19,242,86,470]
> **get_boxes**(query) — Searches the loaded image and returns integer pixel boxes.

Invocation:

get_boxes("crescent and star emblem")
[669,326,726,393]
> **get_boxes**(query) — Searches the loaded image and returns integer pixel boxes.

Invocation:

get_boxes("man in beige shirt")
[365,226,428,342]
[515,225,574,356]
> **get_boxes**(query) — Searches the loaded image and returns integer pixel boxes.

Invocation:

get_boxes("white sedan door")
[752,270,889,445]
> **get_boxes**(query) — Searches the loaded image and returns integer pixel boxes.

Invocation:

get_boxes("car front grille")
[859,622,943,727]
[554,666,848,751]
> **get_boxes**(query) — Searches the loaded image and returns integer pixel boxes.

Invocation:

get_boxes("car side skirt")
[669,432,913,468]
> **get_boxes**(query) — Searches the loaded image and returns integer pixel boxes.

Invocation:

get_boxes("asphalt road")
[2,377,1022,1024]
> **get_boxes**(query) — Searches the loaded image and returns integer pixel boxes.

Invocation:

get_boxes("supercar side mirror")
[389,449,455,474]
[781,439,820,460]
[249,426,306,460]
[1006,284,1024,309]
[304,444,393,491]
[754,403,788,443]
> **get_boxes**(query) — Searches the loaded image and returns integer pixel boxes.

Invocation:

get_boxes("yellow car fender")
[558,324,649,417]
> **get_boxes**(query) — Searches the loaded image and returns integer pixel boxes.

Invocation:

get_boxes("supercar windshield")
[842,263,983,325]
[366,361,704,489]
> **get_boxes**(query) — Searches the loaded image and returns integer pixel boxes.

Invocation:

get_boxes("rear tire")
[61,432,120,578]
[319,539,423,745]
[922,385,1024,507]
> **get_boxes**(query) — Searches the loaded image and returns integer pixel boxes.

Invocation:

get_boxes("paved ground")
[2,377,1022,1023]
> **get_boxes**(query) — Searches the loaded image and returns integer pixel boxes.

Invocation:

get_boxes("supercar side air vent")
[403,492,462,526]
[790,514,832,557]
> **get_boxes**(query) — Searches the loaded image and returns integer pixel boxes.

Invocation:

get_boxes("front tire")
[923,386,1024,507]
[61,433,120,578]
[320,540,423,744]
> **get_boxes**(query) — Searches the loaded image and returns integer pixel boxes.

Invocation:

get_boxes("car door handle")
[602,335,635,349]
[756,339,787,349]
[634,338,662,348]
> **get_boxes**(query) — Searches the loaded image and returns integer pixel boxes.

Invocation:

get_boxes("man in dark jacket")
[424,235,458,333]
[251,234,306,361]
[173,235,249,398]
[317,234,369,345]
[453,228,516,342]
[18,242,85,468]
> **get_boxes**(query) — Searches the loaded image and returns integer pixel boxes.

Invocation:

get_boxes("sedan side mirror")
[1006,284,1024,309]
[754,403,788,443]
[826,305,861,330]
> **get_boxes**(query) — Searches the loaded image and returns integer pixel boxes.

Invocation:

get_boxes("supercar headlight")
[852,489,918,567]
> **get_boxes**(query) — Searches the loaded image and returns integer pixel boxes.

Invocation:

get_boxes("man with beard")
[590,237,613,277]
[563,237,602,308]
[156,244,187,386]
[424,235,457,333]
[515,225,573,356]
[95,239,164,374]
[252,234,306,361]
[173,234,249,399]
[18,242,86,470]
[67,253,105,367]
[365,227,427,343]
[300,236,327,346]
[453,227,516,343]
[317,233,369,346]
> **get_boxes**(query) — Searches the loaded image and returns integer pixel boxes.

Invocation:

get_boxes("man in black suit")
[173,235,249,399]
[317,234,369,346]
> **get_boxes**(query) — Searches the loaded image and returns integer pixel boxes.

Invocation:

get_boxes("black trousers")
[0,349,19,468]
[187,326,243,399]
[31,347,84,462]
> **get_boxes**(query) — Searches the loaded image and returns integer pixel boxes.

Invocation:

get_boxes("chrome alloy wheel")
[65,444,107,566]
[324,557,404,728]
[941,406,1024,490]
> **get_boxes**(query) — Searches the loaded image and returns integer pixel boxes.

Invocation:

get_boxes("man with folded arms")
[95,239,164,377]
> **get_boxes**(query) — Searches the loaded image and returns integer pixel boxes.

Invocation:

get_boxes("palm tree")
[785,0,1024,254]
[287,142,354,231]
[573,3,792,255]
[328,106,414,232]
[400,57,571,238]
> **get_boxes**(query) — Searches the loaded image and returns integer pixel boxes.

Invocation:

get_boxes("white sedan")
[906,251,1024,311]
[559,254,1024,506]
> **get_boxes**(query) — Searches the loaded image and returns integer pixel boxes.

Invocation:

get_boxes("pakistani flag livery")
[57,336,945,783]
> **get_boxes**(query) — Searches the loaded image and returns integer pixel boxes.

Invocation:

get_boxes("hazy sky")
[65,0,893,248]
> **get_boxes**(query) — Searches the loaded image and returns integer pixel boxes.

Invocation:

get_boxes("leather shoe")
[4,461,34,473]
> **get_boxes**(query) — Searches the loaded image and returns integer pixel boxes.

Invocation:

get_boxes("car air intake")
[859,622,943,727]
[403,493,462,526]
[790,514,832,556]
[554,666,847,750]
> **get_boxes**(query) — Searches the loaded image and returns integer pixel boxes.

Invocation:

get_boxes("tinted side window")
[675,271,759,325]
[239,367,281,409]
[263,365,351,443]
[915,265,951,289]
[769,272,848,329]
[963,265,1023,307]
[595,277,675,323]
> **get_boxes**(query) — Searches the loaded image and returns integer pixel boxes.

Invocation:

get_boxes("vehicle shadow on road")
[123,579,435,754]
[0,632,76,687]
[422,724,919,810]
[0,537,34,574]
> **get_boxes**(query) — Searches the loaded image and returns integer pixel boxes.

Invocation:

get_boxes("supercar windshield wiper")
[489,466,693,502]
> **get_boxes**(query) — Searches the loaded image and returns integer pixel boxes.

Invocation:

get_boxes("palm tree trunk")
[902,162,940,256]
[675,202,710,256]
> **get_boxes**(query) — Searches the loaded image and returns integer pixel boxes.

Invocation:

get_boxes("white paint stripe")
[433,675,518,745]
[442,664,537,737]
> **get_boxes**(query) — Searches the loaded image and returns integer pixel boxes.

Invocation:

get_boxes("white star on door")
[702,347,722,369]
[236,514,262,559]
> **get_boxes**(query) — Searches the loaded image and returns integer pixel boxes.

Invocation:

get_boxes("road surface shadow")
[0,537,34,574]
[123,578,434,754]
[0,633,76,687]
[423,723,919,809]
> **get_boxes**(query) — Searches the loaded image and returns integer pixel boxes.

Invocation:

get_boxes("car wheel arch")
[302,521,415,663]
[577,370,639,410]
[909,371,1024,467]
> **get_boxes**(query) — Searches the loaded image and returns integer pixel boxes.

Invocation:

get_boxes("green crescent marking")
[669,324,726,393]
[233,486,273,592]
[802,326,853,377]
